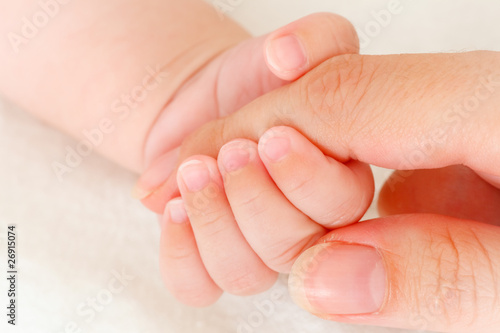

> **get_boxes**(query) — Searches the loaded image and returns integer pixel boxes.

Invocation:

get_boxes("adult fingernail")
[266,35,307,73]
[167,199,188,224]
[132,148,180,199]
[288,243,387,316]
[259,134,290,162]
[179,160,210,192]
[219,141,251,173]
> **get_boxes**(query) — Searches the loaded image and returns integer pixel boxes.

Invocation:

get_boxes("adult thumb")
[288,214,500,332]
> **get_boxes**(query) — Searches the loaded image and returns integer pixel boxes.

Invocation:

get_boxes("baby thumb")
[288,214,500,332]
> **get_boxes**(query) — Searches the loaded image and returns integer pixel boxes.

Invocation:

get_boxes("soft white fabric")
[1,1,499,332]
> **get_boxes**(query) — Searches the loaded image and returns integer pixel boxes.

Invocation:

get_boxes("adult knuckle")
[179,119,226,160]
[296,54,382,144]
[300,54,371,109]
[178,135,200,164]
[409,225,500,328]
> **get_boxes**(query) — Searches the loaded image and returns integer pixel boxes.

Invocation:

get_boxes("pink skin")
[135,13,360,210]
[158,51,500,331]
[160,127,374,306]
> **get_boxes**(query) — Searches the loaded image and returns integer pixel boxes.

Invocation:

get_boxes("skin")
[143,51,500,332]
[1,0,250,171]
[1,0,360,317]
[161,127,374,305]
[2,0,368,321]
[0,1,357,174]
[4,1,500,331]
[135,12,360,197]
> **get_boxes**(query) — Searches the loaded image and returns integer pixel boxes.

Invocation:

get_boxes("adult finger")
[137,13,360,213]
[288,214,500,332]
[378,165,500,226]
[142,52,500,212]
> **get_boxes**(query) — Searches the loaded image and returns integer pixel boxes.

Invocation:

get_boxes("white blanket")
[2,1,499,332]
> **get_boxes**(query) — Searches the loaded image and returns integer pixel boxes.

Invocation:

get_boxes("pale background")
[1,1,500,332]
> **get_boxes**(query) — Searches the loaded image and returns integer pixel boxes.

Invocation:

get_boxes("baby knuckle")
[164,245,196,262]
[284,172,316,200]
[316,189,367,225]
[265,236,319,273]
[172,286,214,307]
[221,269,263,295]
[314,208,349,226]
[234,190,270,220]
[265,246,301,273]
[192,211,228,238]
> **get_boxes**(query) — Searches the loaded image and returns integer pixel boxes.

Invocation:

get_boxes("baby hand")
[160,126,374,306]
[135,13,359,204]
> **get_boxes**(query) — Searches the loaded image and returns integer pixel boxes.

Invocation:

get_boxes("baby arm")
[0,0,248,171]
[0,1,357,176]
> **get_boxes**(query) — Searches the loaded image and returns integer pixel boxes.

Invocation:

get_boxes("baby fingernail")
[288,243,387,315]
[179,160,210,192]
[219,141,251,173]
[167,199,188,224]
[260,135,290,162]
[267,35,307,73]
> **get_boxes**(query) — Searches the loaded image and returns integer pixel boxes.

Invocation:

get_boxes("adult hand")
[142,51,500,331]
